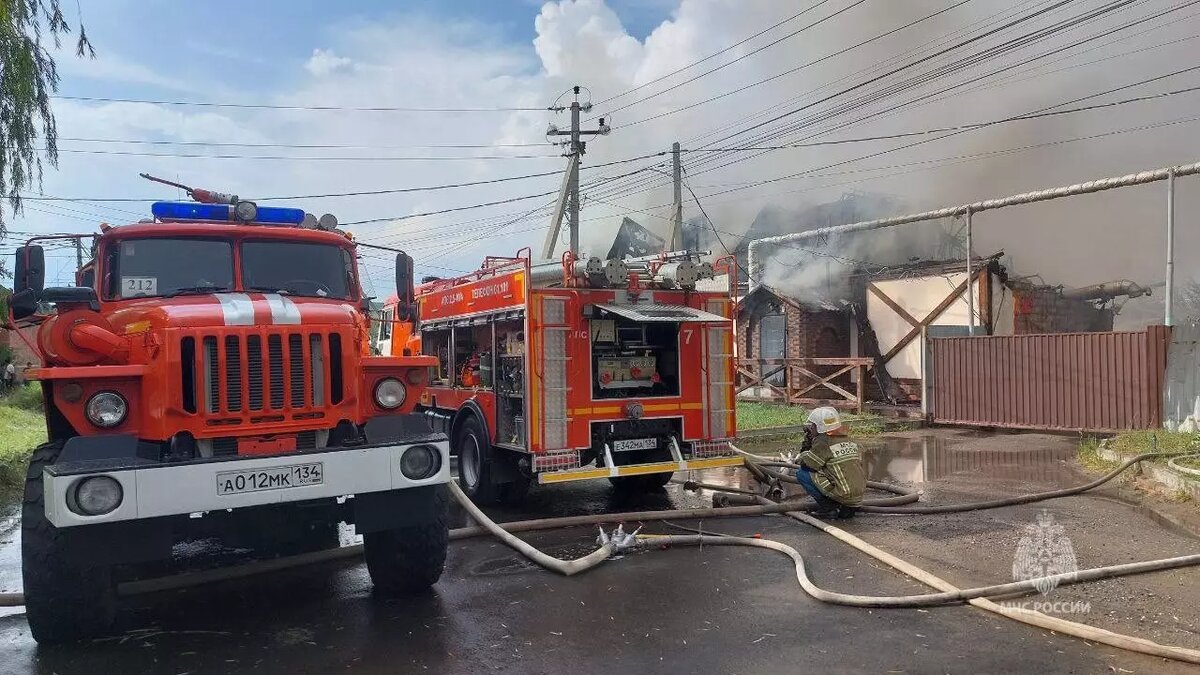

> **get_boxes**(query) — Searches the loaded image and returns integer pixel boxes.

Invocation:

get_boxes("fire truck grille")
[187,330,344,419]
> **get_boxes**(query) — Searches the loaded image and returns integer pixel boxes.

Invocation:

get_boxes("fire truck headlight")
[85,392,128,428]
[69,476,123,516]
[374,378,406,409]
[399,444,441,480]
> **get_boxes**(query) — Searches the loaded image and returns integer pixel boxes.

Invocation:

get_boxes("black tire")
[363,486,449,595]
[455,415,501,504]
[22,440,118,644]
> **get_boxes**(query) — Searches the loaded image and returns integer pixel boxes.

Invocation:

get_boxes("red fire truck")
[389,250,741,503]
[7,197,449,643]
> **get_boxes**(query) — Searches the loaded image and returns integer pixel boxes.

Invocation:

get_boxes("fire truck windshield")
[105,238,233,299]
[242,240,354,299]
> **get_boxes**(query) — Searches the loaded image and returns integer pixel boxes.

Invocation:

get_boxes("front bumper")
[43,439,451,528]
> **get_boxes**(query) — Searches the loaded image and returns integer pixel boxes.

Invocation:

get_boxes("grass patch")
[737,402,811,430]
[2,382,43,412]
[1077,437,1120,473]
[1107,430,1199,456]
[0,403,46,492]
[735,401,887,436]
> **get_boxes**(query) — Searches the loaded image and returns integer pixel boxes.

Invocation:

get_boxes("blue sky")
[11,0,1200,298]
[58,0,673,100]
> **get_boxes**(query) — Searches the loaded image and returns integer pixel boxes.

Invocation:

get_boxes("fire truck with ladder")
[6,185,449,643]
[382,249,741,503]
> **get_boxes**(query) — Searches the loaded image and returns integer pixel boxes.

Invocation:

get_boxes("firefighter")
[794,406,864,519]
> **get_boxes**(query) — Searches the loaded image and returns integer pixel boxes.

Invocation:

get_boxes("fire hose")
[4,449,1200,666]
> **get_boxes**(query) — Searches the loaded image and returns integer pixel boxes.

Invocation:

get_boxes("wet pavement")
[0,431,1195,673]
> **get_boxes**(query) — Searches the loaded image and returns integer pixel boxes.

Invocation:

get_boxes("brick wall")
[1,326,41,370]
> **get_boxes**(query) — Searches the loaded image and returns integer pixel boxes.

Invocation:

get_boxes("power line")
[594,3,831,107]
[30,146,562,162]
[51,95,548,112]
[582,0,1093,205]
[57,137,548,150]
[616,0,977,129]
[678,82,1200,152]
[591,0,868,120]
[12,151,670,203]
[589,0,1169,206]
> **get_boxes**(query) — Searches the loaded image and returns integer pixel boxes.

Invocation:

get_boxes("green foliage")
[737,402,811,430]
[0,402,45,490]
[3,381,42,411]
[1107,430,1199,455]
[735,401,887,435]
[0,0,95,229]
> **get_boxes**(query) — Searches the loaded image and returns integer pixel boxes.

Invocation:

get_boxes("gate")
[929,326,1169,432]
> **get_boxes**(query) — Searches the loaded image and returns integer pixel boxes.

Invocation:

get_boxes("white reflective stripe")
[216,293,255,325]
[264,294,301,325]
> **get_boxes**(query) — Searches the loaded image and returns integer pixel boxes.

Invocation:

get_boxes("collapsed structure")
[738,254,1153,408]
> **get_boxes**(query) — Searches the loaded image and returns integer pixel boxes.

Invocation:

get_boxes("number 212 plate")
[216,463,323,495]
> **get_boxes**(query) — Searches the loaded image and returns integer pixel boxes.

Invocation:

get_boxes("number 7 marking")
[682,329,693,345]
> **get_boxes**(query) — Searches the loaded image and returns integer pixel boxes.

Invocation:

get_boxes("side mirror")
[14,245,45,295]
[395,251,415,320]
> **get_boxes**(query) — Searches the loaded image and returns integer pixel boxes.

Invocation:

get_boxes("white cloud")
[18,0,1200,300]
[304,49,354,77]
[55,50,187,91]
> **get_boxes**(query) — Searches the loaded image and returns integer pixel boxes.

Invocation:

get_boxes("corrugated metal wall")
[931,326,1169,432]
[1164,323,1200,430]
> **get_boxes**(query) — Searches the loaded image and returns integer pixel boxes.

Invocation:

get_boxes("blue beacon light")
[151,201,306,225]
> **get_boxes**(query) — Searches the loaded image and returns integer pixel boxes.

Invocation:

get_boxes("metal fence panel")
[931,327,1168,432]
[1164,322,1200,430]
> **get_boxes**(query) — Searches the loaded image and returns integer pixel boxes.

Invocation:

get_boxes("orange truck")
[7,199,449,643]
[385,249,741,504]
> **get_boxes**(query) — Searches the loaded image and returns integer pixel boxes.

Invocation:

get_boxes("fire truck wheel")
[363,486,449,595]
[456,415,502,504]
[21,440,118,644]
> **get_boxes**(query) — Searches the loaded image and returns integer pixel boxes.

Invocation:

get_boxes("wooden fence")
[736,357,875,412]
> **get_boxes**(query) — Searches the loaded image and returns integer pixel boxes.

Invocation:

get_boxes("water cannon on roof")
[139,172,340,229]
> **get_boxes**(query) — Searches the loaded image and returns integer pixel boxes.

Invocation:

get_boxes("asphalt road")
[0,436,1195,674]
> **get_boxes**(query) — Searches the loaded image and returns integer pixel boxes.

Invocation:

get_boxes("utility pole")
[74,238,83,272]
[671,141,683,250]
[1165,166,1176,326]
[543,85,610,258]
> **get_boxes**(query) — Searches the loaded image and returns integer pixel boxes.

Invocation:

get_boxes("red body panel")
[407,258,737,458]
[24,220,436,448]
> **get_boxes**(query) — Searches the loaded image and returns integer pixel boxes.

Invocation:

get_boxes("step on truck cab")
[386,249,741,504]
[7,198,450,643]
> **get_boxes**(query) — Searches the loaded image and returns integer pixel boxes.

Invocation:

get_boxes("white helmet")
[806,406,843,434]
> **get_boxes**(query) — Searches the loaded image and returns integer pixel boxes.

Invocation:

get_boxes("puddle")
[0,498,21,617]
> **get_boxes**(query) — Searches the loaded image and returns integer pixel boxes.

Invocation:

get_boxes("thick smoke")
[521,1,1200,327]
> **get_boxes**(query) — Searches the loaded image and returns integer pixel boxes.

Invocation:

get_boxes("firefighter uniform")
[798,433,865,508]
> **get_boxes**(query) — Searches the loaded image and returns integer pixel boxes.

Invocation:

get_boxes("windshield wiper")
[246,284,336,298]
[162,286,229,298]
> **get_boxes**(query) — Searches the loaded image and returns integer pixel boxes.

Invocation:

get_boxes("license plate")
[216,462,323,495]
[612,438,658,452]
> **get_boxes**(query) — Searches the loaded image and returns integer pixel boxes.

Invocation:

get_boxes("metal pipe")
[1061,280,1151,301]
[1166,167,1176,326]
[966,207,975,336]
[747,161,1200,281]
